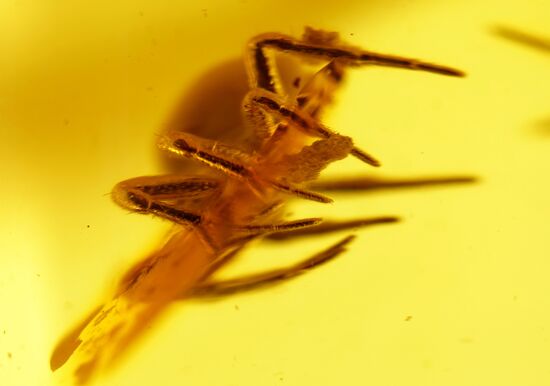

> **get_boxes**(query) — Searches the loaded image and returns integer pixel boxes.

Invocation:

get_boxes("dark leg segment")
[188,235,355,298]
[158,131,334,204]
[246,31,464,93]
[233,217,322,234]
[159,132,253,180]
[113,175,221,200]
[244,89,380,166]
[266,216,400,241]
[112,175,222,220]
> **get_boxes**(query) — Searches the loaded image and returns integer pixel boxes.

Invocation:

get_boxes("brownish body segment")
[51,27,464,385]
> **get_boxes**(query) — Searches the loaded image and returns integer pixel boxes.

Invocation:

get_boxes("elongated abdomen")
[51,229,218,385]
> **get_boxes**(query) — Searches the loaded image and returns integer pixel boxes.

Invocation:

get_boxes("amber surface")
[1,1,549,386]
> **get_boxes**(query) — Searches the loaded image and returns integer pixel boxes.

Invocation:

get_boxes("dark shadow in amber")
[159,56,309,173]
[263,176,476,242]
[493,26,549,137]
[159,58,250,173]
[310,175,477,193]
[534,116,550,136]
[493,26,550,54]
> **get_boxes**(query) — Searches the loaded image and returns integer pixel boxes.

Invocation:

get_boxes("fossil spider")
[50,27,464,385]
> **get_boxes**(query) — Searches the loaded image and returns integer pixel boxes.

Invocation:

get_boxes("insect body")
[50,27,464,385]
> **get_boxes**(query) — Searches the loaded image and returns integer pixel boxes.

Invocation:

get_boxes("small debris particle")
[86,224,90,228]
[292,77,301,88]
[201,9,208,17]
[36,273,41,278]
[63,119,70,126]
[404,315,412,321]
[234,304,239,311]
[7,352,12,359]
[146,86,153,92]
[350,32,355,36]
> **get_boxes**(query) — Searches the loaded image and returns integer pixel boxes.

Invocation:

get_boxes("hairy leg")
[266,216,400,241]
[243,89,380,166]
[159,131,334,204]
[245,28,464,94]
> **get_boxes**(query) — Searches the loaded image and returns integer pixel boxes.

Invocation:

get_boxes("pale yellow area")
[1,1,549,386]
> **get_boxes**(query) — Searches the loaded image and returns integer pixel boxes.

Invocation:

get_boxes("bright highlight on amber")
[50,27,463,385]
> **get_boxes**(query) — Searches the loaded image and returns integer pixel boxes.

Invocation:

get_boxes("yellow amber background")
[1,1,549,385]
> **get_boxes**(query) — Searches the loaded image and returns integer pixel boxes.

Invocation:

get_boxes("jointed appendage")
[243,89,381,166]
[265,216,400,240]
[112,175,221,224]
[158,131,335,204]
[242,27,464,169]
[113,174,328,238]
[188,235,356,298]
[246,28,464,94]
